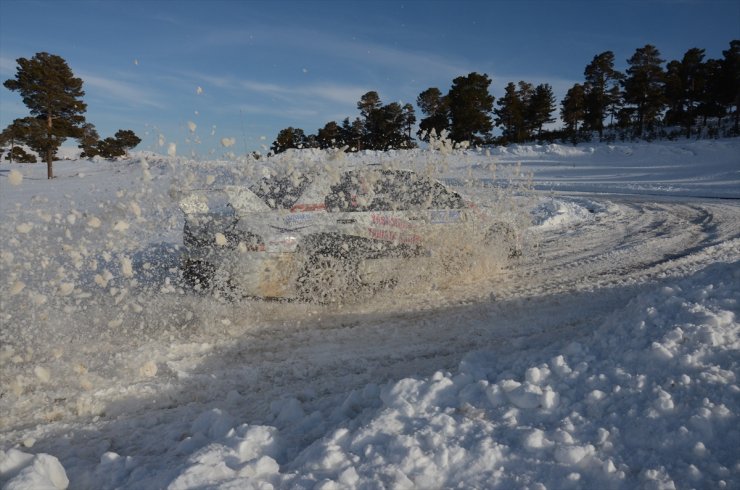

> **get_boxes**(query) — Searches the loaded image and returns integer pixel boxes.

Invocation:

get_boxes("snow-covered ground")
[1,139,739,489]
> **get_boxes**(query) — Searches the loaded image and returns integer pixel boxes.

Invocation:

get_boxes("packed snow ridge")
[0,139,739,489]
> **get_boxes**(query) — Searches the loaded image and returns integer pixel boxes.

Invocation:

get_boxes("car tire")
[486,223,522,258]
[182,259,214,291]
[297,253,358,304]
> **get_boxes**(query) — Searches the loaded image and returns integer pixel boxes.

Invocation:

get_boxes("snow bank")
[275,260,738,489]
[531,197,609,230]
[0,449,69,489]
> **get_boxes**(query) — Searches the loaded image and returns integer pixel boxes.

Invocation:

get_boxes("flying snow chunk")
[120,256,133,278]
[8,169,23,186]
[34,366,51,383]
[87,216,101,229]
[215,233,228,246]
[113,221,129,233]
[140,361,158,377]
[10,281,25,295]
[16,223,33,234]
[179,194,209,214]
[221,137,236,148]
[196,86,204,95]
[187,121,197,133]
[129,201,142,219]
[168,143,177,156]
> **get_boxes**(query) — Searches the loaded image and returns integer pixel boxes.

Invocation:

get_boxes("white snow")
[8,169,23,186]
[0,139,739,489]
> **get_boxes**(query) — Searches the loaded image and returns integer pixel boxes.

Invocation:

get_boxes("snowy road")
[505,196,740,298]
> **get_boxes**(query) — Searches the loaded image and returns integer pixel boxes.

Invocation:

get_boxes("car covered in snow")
[179,167,520,302]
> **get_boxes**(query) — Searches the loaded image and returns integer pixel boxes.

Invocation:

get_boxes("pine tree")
[623,45,666,137]
[341,117,364,151]
[3,52,87,179]
[376,102,405,150]
[664,48,706,138]
[528,84,557,139]
[316,121,341,149]
[719,40,740,133]
[447,72,494,145]
[6,146,37,163]
[697,58,726,128]
[270,127,307,154]
[494,82,526,144]
[357,91,382,149]
[416,87,449,141]
[357,91,382,119]
[0,118,38,162]
[114,130,141,152]
[401,103,417,147]
[354,92,413,150]
[516,81,535,141]
[583,51,623,138]
[78,123,100,158]
[561,83,587,143]
[95,129,142,159]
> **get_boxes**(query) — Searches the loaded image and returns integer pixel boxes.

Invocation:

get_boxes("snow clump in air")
[8,169,23,186]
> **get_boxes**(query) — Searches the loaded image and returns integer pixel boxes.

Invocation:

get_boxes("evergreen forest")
[270,41,740,153]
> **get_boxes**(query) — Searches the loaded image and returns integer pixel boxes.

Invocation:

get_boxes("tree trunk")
[47,150,53,179]
[47,114,53,179]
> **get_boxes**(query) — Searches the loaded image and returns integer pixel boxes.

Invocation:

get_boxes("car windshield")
[249,171,313,209]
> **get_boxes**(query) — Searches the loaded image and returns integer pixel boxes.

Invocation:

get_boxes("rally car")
[179,167,520,302]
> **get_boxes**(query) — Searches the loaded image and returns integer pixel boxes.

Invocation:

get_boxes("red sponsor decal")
[290,203,326,212]
[371,213,412,229]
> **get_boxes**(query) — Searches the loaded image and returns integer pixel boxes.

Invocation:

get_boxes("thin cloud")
[184,69,369,107]
[202,26,471,80]
[240,79,369,106]
[237,104,317,119]
[81,73,165,109]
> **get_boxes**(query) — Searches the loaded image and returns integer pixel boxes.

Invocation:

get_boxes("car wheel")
[182,259,214,291]
[297,253,358,304]
[439,245,477,275]
[486,223,522,258]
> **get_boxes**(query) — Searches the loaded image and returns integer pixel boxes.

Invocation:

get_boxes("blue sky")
[1,0,738,156]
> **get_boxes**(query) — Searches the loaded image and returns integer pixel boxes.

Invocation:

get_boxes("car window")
[324,170,464,212]
[250,172,312,209]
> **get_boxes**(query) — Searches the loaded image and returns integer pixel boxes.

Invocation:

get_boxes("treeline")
[271,40,739,153]
[272,91,417,153]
